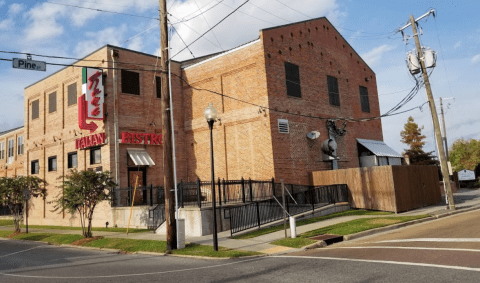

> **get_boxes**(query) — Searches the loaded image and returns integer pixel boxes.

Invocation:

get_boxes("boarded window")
[32,99,39,120]
[285,62,301,98]
[68,83,77,106]
[156,76,161,98]
[49,92,57,113]
[121,70,140,95]
[327,76,340,106]
[31,160,39,175]
[359,86,370,113]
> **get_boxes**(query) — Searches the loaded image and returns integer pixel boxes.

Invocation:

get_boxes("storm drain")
[310,234,344,246]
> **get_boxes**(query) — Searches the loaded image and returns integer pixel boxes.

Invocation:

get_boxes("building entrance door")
[128,168,146,205]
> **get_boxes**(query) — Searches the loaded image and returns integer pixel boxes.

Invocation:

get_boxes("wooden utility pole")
[439,97,449,160]
[409,15,455,210]
[159,0,176,250]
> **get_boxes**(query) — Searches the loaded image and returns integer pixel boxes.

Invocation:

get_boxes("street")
[1,209,480,282]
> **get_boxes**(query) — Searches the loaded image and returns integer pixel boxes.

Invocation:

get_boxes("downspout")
[111,49,120,227]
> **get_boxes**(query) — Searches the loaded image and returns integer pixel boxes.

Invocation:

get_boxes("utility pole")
[159,0,176,250]
[439,97,449,159]
[409,14,455,210]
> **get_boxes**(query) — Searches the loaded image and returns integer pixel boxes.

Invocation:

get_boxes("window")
[49,92,57,113]
[68,82,77,106]
[90,147,101,165]
[284,62,301,98]
[31,160,39,174]
[0,142,4,160]
[17,136,24,155]
[32,99,39,120]
[156,76,161,98]
[327,76,340,106]
[48,156,57,172]
[121,70,140,95]
[359,86,370,113]
[7,139,14,164]
[68,152,78,169]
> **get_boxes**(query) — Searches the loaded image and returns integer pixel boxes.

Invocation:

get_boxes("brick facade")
[0,17,385,227]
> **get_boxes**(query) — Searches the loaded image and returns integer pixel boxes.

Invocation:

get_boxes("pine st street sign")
[12,58,46,72]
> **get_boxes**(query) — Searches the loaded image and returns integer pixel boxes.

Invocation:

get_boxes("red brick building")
[0,17,384,227]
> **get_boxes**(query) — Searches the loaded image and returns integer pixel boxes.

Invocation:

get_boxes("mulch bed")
[7,232,23,238]
[71,236,103,246]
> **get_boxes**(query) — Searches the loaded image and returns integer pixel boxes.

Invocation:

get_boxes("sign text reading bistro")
[121,132,162,145]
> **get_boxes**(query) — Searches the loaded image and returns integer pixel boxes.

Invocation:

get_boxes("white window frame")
[7,138,14,164]
[0,142,4,160]
[17,136,24,155]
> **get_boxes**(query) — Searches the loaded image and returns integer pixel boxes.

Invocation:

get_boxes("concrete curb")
[343,205,480,242]
[303,240,327,250]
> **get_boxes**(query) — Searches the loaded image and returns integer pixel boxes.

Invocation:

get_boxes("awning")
[127,149,155,166]
[357,139,403,158]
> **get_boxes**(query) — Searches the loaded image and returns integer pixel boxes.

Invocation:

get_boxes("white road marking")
[378,238,480,243]
[0,246,42,258]
[0,257,263,279]
[272,255,480,272]
[333,246,480,253]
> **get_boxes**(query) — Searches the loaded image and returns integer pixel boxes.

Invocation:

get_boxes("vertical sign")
[83,68,104,120]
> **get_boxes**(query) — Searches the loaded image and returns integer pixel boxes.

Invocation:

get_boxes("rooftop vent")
[278,119,289,134]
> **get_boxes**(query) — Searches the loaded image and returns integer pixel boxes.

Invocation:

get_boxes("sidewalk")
[2,189,480,254]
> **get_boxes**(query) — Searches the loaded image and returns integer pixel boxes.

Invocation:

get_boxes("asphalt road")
[1,209,480,282]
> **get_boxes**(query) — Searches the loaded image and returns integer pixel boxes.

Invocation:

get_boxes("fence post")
[180,180,184,208]
[271,178,275,198]
[197,178,202,208]
[311,189,315,213]
[218,178,222,206]
[223,179,226,205]
[256,201,261,228]
[150,184,153,206]
[241,177,246,203]
[249,178,253,202]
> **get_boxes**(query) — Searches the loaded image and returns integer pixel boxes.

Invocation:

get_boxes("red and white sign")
[76,133,106,150]
[79,68,104,133]
[121,132,162,145]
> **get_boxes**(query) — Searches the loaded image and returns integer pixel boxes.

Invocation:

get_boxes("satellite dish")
[306,131,320,140]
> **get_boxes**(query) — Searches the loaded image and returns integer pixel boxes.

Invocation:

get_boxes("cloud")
[24,3,66,41]
[9,3,26,15]
[361,44,396,67]
[454,41,461,49]
[74,25,128,56]
[127,36,144,52]
[472,54,480,64]
[0,0,5,8]
[0,18,13,30]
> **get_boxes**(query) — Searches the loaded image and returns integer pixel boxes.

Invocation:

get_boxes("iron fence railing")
[112,185,164,207]
[148,203,166,231]
[226,184,349,235]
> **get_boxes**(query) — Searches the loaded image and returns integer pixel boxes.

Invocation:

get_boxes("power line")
[247,1,291,24]
[169,21,196,59]
[171,0,225,25]
[43,0,160,21]
[170,0,251,60]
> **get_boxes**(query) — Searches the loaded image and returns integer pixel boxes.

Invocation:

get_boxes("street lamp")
[204,102,218,251]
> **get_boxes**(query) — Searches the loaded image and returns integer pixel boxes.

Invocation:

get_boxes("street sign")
[12,58,46,72]
[458,169,475,181]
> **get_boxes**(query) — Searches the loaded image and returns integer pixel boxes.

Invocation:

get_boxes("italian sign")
[12,58,46,72]
[79,68,104,133]
[75,133,107,150]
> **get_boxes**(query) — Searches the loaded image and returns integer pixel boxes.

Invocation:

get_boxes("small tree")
[0,176,47,233]
[54,169,116,238]
[449,138,480,172]
[400,116,437,165]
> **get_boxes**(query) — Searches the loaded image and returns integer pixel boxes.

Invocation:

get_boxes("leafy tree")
[53,170,116,238]
[0,176,47,233]
[449,138,480,172]
[400,116,437,165]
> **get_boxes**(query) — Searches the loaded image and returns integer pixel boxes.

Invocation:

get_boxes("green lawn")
[0,231,260,258]
[271,215,429,248]
[19,225,150,233]
[233,209,392,239]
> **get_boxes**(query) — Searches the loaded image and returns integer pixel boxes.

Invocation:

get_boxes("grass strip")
[0,220,14,226]
[0,231,260,258]
[271,215,429,248]
[19,225,150,233]
[232,209,392,239]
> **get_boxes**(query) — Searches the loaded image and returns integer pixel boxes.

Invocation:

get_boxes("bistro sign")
[76,133,106,150]
[121,132,162,145]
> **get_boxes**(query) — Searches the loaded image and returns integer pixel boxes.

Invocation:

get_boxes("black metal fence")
[0,205,11,216]
[226,184,349,235]
[148,203,166,231]
[112,185,164,207]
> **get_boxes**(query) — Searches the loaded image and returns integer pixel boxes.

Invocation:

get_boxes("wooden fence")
[309,165,441,213]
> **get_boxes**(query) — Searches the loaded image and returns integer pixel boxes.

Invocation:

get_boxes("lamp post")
[204,102,218,251]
